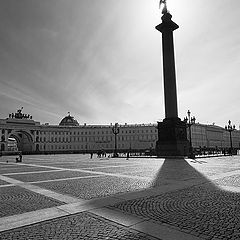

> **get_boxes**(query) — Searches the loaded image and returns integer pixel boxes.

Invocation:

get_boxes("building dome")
[59,113,79,126]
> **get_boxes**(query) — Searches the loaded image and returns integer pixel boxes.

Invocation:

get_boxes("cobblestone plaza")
[1,154,240,239]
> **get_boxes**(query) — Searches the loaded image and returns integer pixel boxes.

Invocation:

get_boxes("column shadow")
[151,157,210,186]
[1,156,240,239]
[107,157,240,239]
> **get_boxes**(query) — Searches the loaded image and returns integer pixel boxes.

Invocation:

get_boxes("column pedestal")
[155,118,189,157]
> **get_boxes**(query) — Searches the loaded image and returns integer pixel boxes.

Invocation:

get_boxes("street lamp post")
[112,123,119,157]
[184,110,196,159]
[225,120,235,155]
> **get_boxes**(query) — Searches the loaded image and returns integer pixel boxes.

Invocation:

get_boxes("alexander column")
[155,0,189,157]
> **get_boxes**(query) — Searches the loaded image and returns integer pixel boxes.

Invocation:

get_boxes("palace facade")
[0,109,239,155]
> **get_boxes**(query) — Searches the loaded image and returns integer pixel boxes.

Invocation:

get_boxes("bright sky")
[0,0,239,128]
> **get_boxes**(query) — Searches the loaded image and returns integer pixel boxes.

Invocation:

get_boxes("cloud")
[0,0,240,127]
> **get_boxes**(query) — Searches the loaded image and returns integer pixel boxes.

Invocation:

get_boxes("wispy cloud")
[0,0,239,127]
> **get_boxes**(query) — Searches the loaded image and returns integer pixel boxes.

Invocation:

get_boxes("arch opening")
[9,131,34,153]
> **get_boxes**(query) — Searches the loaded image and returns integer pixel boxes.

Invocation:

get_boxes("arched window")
[36,144,39,151]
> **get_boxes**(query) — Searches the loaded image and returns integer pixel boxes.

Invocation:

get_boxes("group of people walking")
[90,150,130,159]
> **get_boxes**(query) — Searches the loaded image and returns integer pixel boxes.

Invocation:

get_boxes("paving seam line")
[0,196,115,233]
[86,208,203,240]
[0,202,140,233]
[26,174,102,184]
[3,169,64,176]
[0,174,102,185]
[87,207,149,228]
[8,162,153,181]
[0,206,70,233]
[130,221,205,240]
[0,183,15,188]
[0,174,81,204]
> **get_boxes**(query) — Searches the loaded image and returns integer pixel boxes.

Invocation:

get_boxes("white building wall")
[1,117,240,154]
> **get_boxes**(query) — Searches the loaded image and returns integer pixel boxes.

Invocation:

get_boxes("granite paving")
[4,170,100,182]
[1,154,240,240]
[0,179,9,186]
[42,163,103,169]
[88,165,158,175]
[108,183,240,240]
[0,185,64,218]
[34,176,152,200]
[0,166,54,174]
[188,164,239,177]
[214,174,240,187]
[0,212,158,240]
[120,170,160,178]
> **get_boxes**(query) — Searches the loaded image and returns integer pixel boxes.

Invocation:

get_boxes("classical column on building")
[0,129,6,152]
[155,2,189,157]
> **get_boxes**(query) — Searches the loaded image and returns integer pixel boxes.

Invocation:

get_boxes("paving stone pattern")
[0,164,21,168]
[51,162,141,170]
[123,169,161,178]
[5,170,100,182]
[0,212,159,240]
[109,184,240,240]
[189,157,240,175]
[35,176,152,200]
[190,166,237,177]
[0,166,53,174]
[1,155,240,239]
[87,166,144,173]
[44,163,102,169]
[0,186,64,217]
[214,174,240,187]
[0,179,9,185]
[88,165,159,177]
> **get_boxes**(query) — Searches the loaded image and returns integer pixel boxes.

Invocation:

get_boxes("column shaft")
[162,30,178,118]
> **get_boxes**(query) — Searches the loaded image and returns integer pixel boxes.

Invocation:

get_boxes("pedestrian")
[19,152,23,162]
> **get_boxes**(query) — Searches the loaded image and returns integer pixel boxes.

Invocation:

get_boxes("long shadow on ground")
[1,156,240,239]
[107,158,240,239]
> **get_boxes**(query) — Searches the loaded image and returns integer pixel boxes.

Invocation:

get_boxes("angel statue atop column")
[159,0,168,14]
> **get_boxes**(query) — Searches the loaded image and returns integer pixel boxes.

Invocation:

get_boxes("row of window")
[36,128,158,136]
[36,135,158,143]
[37,142,154,151]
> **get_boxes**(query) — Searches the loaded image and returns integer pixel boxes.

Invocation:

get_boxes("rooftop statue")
[8,107,32,120]
[15,107,24,119]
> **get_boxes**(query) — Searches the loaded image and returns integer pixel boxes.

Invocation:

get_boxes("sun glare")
[162,0,197,29]
[167,0,185,17]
